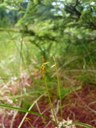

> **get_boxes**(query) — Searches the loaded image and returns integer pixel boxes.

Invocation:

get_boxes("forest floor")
[0,84,96,128]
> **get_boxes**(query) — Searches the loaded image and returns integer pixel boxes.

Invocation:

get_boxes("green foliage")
[16,0,96,66]
[0,103,42,116]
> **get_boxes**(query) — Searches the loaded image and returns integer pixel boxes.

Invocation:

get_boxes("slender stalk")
[44,75,58,125]
[54,59,62,119]
[18,94,45,128]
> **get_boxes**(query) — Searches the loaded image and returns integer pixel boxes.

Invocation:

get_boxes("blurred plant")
[55,118,76,128]
[0,0,96,127]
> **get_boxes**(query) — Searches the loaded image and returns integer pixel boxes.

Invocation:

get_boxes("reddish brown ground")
[0,85,96,128]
